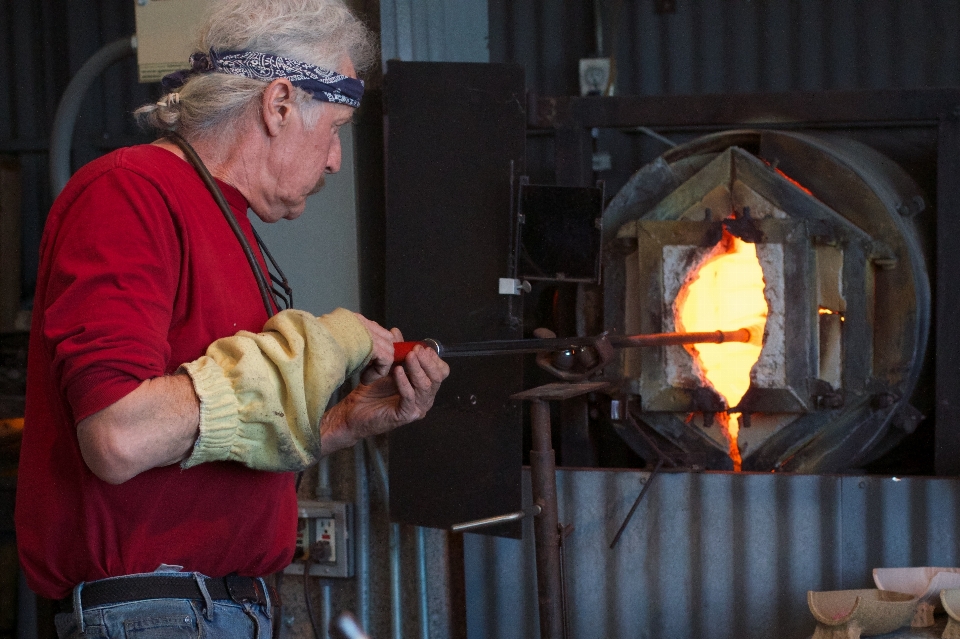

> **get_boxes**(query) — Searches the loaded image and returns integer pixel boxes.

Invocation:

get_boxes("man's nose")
[325,133,342,173]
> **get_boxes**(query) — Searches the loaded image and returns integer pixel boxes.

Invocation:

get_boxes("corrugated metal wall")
[0,0,150,302]
[465,468,960,639]
[489,0,960,97]
[380,0,489,64]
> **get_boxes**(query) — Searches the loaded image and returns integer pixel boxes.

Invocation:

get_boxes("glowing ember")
[675,230,768,470]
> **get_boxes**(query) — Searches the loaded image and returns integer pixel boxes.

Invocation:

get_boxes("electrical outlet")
[285,500,354,578]
[317,517,336,563]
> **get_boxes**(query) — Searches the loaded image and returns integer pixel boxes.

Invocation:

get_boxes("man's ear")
[261,78,296,137]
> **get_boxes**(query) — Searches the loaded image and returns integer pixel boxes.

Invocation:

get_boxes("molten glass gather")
[675,230,768,470]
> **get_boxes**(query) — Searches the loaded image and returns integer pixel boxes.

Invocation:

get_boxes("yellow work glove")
[178,308,373,472]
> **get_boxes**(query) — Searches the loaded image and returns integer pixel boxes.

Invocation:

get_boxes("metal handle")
[392,338,443,363]
[450,505,542,533]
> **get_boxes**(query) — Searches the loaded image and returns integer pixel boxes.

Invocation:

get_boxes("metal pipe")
[365,438,389,503]
[635,126,678,148]
[613,327,752,348]
[365,438,399,637]
[50,36,136,196]
[353,444,371,632]
[316,456,333,639]
[322,582,332,639]
[317,456,332,501]
[529,400,564,639]
[450,511,526,533]
[394,327,754,361]
[416,527,430,639]
[390,523,402,639]
[609,459,664,549]
[17,568,37,639]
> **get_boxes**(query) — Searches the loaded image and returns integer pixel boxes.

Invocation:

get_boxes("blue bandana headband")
[161,49,364,108]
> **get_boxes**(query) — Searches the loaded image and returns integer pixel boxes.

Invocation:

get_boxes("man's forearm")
[77,374,200,484]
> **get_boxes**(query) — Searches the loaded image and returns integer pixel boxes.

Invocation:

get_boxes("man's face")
[259,61,357,222]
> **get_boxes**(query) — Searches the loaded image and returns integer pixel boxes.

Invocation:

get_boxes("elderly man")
[15,1,448,637]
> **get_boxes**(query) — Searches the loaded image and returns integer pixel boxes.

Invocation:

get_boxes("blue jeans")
[54,573,273,639]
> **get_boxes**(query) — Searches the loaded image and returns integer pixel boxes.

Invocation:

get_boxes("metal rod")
[635,126,678,148]
[366,438,390,504]
[450,510,525,533]
[417,527,430,639]
[353,444,371,632]
[317,456,333,639]
[390,523,402,639]
[317,456,332,502]
[437,328,752,357]
[322,582,332,639]
[625,412,679,468]
[530,400,564,639]
[609,460,664,549]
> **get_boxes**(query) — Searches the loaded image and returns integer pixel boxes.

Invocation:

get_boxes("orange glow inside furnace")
[675,230,769,471]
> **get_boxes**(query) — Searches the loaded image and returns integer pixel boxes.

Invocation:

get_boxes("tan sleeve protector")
[178,308,373,472]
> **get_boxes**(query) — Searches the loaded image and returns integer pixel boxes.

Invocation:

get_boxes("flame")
[774,168,815,197]
[819,307,845,322]
[676,230,768,471]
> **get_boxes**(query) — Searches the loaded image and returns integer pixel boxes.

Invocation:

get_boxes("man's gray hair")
[135,0,377,138]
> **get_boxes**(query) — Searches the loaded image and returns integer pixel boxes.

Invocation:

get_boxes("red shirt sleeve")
[40,166,181,423]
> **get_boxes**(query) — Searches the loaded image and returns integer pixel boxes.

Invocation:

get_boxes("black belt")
[59,574,277,614]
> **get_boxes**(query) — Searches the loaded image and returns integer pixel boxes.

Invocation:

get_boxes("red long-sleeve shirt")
[16,144,297,599]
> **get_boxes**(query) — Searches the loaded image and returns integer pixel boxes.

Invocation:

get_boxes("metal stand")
[511,381,611,639]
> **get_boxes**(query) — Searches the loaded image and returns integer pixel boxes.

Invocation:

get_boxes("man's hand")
[320,344,450,454]
[354,313,403,384]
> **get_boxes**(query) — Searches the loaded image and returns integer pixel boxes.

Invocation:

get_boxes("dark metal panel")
[0,0,12,141]
[795,1,825,91]
[760,0,792,92]
[529,88,960,130]
[897,0,931,89]
[728,0,759,94]
[553,125,592,187]
[664,2,694,96]
[867,1,895,90]
[826,0,858,90]
[630,0,663,97]
[697,0,724,95]
[491,0,960,98]
[933,1,960,87]
[385,61,526,534]
[936,108,960,476]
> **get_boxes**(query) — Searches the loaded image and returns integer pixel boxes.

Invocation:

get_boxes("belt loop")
[258,577,272,620]
[71,582,85,635]
[193,573,215,621]
[242,602,263,639]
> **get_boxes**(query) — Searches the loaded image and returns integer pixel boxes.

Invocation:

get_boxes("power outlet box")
[285,500,354,578]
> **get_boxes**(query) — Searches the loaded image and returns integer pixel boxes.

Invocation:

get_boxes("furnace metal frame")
[529,88,960,477]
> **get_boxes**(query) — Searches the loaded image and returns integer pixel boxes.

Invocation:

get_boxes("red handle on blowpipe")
[392,339,442,364]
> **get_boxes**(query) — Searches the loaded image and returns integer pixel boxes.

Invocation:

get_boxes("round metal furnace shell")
[603,130,930,473]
